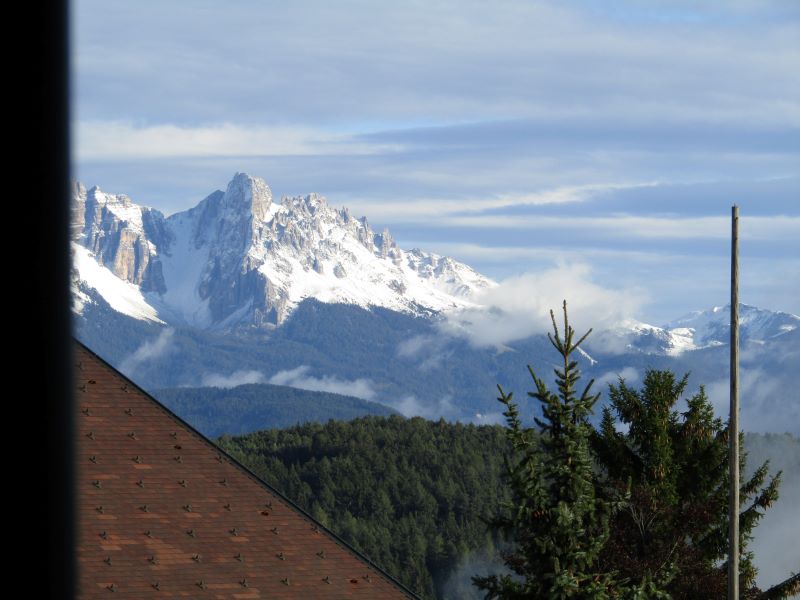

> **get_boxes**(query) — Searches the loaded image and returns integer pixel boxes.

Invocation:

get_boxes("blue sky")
[72,0,799,325]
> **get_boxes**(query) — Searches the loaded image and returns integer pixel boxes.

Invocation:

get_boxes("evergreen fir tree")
[592,370,794,599]
[474,302,629,599]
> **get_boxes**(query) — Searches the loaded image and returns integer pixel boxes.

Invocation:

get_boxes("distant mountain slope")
[154,383,400,438]
[596,304,799,356]
[665,303,798,346]
[74,294,800,434]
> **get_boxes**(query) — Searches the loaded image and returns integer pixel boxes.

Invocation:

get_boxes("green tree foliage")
[218,415,511,599]
[474,302,629,599]
[592,370,792,599]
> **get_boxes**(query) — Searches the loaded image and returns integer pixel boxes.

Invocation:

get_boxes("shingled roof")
[75,340,419,598]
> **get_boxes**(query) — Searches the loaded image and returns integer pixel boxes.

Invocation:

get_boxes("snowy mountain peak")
[223,172,273,223]
[665,303,799,346]
[71,172,495,329]
[598,303,799,357]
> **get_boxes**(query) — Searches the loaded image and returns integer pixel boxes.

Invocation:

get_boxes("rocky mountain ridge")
[71,173,495,328]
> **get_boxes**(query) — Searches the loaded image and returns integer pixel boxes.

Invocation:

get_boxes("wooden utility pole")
[728,205,740,600]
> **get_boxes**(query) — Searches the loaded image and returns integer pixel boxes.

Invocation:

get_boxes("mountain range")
[71,173,800,433]
[71,172,492,329]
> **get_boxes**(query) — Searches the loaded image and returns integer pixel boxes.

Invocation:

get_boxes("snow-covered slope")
[251,192,493,322]
[71,173,495,329]
[71,244,164,324]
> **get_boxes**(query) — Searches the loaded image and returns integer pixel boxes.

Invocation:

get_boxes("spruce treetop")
[475,301,625,599]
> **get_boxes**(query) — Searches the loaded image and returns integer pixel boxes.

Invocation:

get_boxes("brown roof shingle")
[75,341,419,599]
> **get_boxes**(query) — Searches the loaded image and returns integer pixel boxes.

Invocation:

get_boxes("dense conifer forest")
[220,416,799,600]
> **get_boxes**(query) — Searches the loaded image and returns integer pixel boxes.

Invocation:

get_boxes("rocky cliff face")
[189,174,275,325]
[71,173,495,329]
[72,182,169,293]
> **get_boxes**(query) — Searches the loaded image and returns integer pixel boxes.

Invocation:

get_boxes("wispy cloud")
[442,542,515,599]
[473,412,507,426]
[396,335,438,359]
[396,335,455,372]
[119,328,175,375]
[74,2,800,128]
[344,182,655,222]
[200,370,265,388]
[595,367,641,390]
[420,242,701,266]
[417,214,800,241]
[75,120,400,160]
[268,366,376,401]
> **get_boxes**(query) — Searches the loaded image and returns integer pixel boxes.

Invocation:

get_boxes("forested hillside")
[219,416,511,599]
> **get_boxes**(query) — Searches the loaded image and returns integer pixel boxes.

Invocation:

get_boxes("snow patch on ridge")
[157,211,212,327]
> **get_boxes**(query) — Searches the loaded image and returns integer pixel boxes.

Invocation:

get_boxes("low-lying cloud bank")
[268,366,376,401]
[119,328,175,376]
[391,394,461,420]
[440,263,645,348]
[192,365,379,400]
[200,370,266,388]
[744,433,800,590]
[705,368,800,435]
